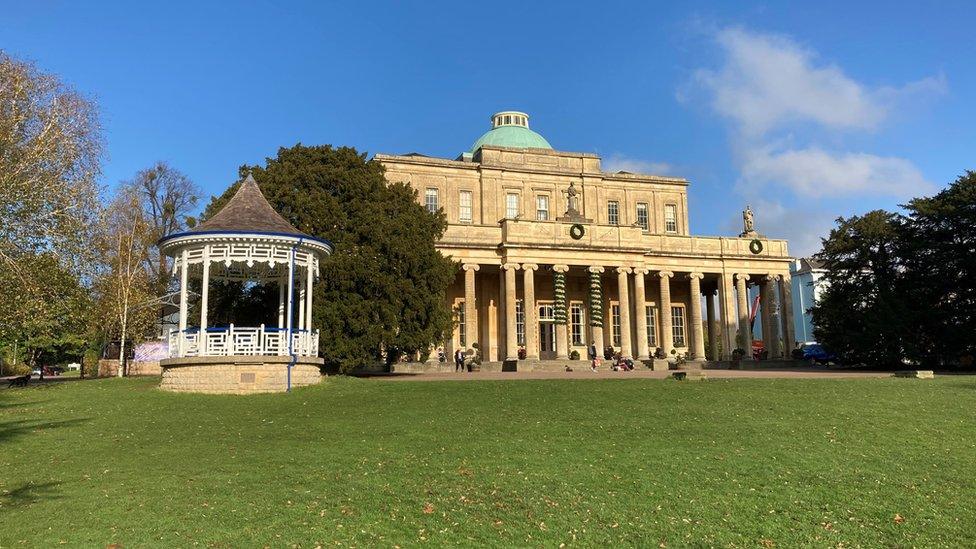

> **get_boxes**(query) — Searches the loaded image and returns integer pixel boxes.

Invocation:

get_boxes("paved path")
[360,367,896,382]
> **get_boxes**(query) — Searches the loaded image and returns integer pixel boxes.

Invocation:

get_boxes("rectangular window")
[611,304,621,347]
[516,299,525,346]
[645,305,656,347]
[570,303,584,346]
[457,301,466,348]
[636,203,648,231]
[671,306,686,347]
[608,200,619,225]
[536,195,549,221]
[665,204,677,233]
[506,193,519,219]
[538,304,554,321]
[459,190,472,223]
[425,188,439,214]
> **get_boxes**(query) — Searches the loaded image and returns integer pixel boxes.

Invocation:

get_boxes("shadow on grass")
[0,400,48,410]
[0,417,91,445]
[0,481,63,508]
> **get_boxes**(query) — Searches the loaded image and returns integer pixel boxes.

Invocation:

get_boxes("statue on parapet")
[740,205,759,237]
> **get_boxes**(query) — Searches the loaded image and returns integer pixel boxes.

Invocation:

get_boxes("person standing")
[455,348,465,372]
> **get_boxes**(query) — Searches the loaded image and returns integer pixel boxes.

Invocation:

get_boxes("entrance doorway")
[539,303,556,360]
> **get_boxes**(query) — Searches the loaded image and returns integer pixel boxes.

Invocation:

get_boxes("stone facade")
[375,112,796,363]
[160,355,324,394]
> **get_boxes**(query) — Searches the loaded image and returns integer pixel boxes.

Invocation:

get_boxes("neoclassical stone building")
[375,111,796,365]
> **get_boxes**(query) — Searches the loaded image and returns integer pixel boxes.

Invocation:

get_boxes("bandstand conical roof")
[190,174,308,237]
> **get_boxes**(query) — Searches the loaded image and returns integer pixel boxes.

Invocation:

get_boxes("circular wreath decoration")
[570,223,585,240]
[749,239,763,255]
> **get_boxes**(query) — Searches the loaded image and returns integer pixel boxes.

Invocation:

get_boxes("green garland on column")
[553,271,567,325]
[589,270,603,327]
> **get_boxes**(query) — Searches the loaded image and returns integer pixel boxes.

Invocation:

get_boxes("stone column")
[688,273,706,360]
[522,264,539,360]
[502,263,519,360]
[720,273,737,359]
[616,267,633,358]
[760,276,773,358]
[462,264,479,351]
[658,271,674,354]
[706,289,717,360]
[633,267,650,360]
[779,274,797,355]
[735,273,751,350]
[553,265,570,359]
[588,266,605,352]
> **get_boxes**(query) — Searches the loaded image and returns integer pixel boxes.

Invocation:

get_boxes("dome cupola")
[468,111,552,154]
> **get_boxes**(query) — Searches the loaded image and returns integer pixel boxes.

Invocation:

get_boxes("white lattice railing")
[168,325,319,358]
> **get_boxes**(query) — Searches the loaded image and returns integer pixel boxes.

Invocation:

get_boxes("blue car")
[800,343,838,365]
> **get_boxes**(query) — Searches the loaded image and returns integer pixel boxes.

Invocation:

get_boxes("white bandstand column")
[462,264,479,351]
[298,276,306,331]
[735,274,751,350]
[658,271,674,354]
[689,273,706,360]
[616,267,633,358]
[522,264,539,360]
[278,278,286,328]
[200,247,210,355]
[633,267,650,360]
[706,289,717,360]
[178,249,189,357]
[502,263,520,361]
[306,259,314,329]
[285,247,295,355]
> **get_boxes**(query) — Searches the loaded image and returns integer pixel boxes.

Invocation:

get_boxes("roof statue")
[740,204,759,238]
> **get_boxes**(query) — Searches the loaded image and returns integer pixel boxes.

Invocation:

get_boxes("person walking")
[588,342,599,372]
[455,348,466,372]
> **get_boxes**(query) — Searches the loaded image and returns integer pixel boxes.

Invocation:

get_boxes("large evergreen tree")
[204,144,456,372]
[811,210,907,367]
[900,171,976,366]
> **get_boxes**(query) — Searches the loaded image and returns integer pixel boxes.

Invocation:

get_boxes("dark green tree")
[900,171,976,367]
[811,210,907,367]
[203,144,456,372]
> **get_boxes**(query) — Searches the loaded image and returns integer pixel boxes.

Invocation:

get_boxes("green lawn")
[2,376,975,547]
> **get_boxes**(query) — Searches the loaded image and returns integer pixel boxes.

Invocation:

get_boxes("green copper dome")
[468,111,552,154]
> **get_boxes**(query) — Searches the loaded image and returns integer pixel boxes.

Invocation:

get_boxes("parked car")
[800,343,838,365]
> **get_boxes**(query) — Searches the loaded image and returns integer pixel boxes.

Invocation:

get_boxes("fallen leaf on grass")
[422,503,434,514]
[894,513,905,524]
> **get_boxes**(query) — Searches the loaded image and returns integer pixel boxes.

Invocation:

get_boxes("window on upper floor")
[636,202,648,231]
[665,204,677,233]
[608,200,619,225]
[506,193,519,219]
[459,190,472,223]
[536,195,549,221]
[425,188,439,214]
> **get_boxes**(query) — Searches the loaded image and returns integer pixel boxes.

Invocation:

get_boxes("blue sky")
[4,1,973,256]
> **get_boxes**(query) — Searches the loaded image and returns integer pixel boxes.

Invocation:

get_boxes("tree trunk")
[118,310,127,378]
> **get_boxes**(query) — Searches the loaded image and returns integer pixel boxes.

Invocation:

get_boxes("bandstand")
[157,174,333,393]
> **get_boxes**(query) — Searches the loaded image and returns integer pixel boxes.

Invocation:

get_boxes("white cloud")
[689,26,943,201]
[696,27,944,137]
[740,145,935,199]
[603,154,673,175]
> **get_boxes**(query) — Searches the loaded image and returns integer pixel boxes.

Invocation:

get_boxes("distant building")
[790,258,828,344]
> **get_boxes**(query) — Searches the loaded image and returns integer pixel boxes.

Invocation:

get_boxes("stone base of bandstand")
[160,355,324,394]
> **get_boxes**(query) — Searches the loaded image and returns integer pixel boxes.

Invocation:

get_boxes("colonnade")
[457,263,796,363]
